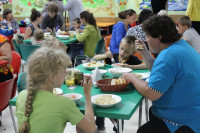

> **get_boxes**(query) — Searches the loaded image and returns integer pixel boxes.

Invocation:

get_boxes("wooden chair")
[104,36,111,51]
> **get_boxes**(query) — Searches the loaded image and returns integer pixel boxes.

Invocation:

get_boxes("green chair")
[17,72,27,93]
[95,38,106,55]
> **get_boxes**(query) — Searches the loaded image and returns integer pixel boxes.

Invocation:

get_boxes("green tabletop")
[23,36,77,45]
[61,64,150,120]
[9,64,150,120]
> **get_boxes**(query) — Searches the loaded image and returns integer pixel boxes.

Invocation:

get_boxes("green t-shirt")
[76,24,101,57]
[16,90,84,133]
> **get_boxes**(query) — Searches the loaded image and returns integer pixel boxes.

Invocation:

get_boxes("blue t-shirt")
[148,39,200,132]
[110,22,129,53]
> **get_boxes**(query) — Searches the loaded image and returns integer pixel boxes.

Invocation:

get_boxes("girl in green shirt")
[17,45,95,133]
[75,11,101,57]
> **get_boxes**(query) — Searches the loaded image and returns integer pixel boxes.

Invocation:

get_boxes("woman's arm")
[24,27,32,40]
[0,42,12,64]
[76,77,95,133]
[76,27,90,42]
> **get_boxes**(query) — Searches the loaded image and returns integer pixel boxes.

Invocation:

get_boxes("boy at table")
[93,36,147,70]
[177,16,200,54]
[93,36,146,133]
[41,4,63,32]
[70,17,85,31]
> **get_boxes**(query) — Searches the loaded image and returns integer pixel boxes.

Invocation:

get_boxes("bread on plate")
[111,78,126,85]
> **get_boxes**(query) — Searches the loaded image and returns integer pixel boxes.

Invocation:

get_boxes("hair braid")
[19,81,36,133]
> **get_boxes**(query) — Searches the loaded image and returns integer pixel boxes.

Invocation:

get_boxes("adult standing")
[186,0,200,35]
[41,4,63,32]
[24,9,42,40]
[110,9,136,53]
[1,8,20,33]
[41,0,65,30]
[63,0,84,29]
[122,15,200,133]
[151,0,168,14]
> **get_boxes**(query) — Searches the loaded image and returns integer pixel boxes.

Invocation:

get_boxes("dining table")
[9,64,150,133]
[23,36,77,45]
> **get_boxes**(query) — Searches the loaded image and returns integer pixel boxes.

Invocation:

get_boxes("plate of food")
[60,31,70,35]
[53,88,63,95]
[63,93,83,103]
[91,94,121,107]
[132,73,150,79]
[108,67,132,77]
[56,35,70,40]
[83,62,104,69]
[111,63,124,68]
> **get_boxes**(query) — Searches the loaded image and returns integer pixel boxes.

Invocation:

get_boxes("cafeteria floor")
[0,100,152,133]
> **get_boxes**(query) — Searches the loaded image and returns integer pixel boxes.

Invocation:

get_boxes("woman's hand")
[120,73,135,83]
[135,39,148,55]
[106,51,113,59]
[83,76,93,95]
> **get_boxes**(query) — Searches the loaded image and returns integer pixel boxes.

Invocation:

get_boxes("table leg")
[9,105,18,133]
[110,118,123,133]
[145,98,149,122]
[138,101,143,128]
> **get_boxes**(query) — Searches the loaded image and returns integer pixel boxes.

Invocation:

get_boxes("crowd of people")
[0,0,200,133]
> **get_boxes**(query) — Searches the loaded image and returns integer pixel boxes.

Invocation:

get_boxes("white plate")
[53,88,63,95]
[132,73,150,79]
[111,63,124,68]
[56,35,70,40]
[108,67,132,77]
[82,62,104,70]
[63,93,83,103]
[91,94,121,107]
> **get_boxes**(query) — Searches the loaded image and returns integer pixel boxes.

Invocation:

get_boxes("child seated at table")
[70,17,85,31]
[177,16,200,54]
[16,47,95,133]
[31,29,45,45]
[93,36,146,133]
[93,36,147,70]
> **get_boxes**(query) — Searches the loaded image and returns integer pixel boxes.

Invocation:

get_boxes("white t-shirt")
[183,28,200,54]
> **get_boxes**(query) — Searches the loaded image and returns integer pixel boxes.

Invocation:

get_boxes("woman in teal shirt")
[75,11,101,57]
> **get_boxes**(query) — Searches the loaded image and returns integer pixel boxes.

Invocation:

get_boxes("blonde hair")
[177,15,192,28]
[43,35,67,50]
[34,29,44,41]
[19,47,71,133]
[121,36,137,52]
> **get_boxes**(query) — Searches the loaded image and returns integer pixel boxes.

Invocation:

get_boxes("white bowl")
[63,93,83,103]
[108,67,132,77]
[92,69,107,76]
[91,94,121,107]
[56,35,70,40]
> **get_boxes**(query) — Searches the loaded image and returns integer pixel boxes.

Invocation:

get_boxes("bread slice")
[111,78,126,85]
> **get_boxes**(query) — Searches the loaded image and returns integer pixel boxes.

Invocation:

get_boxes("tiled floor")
[0,100,151,133]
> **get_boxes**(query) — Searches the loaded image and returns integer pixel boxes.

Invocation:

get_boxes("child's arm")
[93,51,113,61]
[121,62,147,70]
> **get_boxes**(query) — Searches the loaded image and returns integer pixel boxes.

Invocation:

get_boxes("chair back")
[17,72,27,93]
[95,38,105,55]
[18,44,40,61]
[104,36,111,51]
[11,51,21,74]
[0,75,18,111]
[19,27,26,34]
[12,39,21,54]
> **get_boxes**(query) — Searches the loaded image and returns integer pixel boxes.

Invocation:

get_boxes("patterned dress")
[0,34,14,83]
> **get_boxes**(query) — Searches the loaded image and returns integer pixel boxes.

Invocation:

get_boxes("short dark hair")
[73,18,81,24]
[118,9,136,19]
[3,8,12,19]
[177,16,192,28]
[48,4,58,13]
[138,9,153,24]
[80,11,97,30]
[142,15,181,44]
